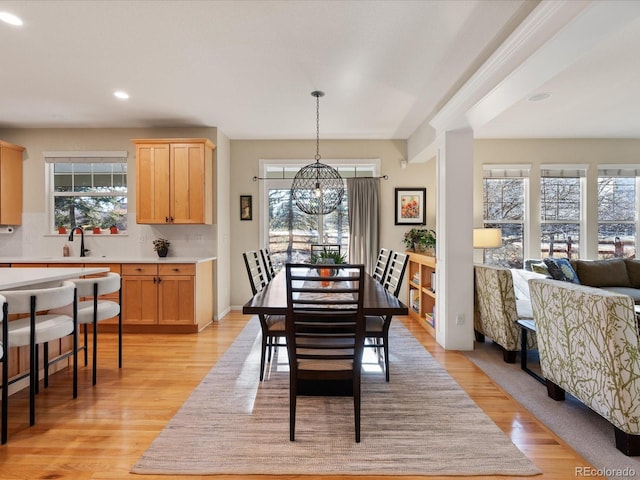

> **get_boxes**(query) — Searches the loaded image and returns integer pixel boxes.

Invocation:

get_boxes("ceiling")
[0,0,639,141]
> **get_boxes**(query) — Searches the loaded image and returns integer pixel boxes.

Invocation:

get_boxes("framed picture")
[395,188,426,225]
[240,195,252,221]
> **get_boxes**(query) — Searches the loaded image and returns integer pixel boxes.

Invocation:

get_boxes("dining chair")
[0,295,7,444]
[285,263,366,442]
[365,251,409,381]
[243,251,285,380]
[372,247,391,284]
[260,249,276,282]
[0,281,78,434]
[49,272,122,385]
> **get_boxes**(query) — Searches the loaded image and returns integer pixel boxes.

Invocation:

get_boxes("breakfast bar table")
[0,267,110,290]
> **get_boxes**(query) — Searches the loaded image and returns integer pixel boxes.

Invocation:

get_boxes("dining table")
[242,266,408,317]
[0,267,110,290]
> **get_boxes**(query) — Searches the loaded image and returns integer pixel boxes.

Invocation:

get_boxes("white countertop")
[0,267,110,290]
[0,256,216,264]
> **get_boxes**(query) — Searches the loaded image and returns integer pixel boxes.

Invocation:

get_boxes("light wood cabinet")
[406,252,436,336]
[0,140,25,225]
[121,262,212,332]
[133,138,215,224]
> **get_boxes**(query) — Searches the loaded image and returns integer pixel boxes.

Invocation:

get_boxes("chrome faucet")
[68,227,89,257]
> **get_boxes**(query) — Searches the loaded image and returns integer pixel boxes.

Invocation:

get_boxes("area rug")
[131,318,541,476]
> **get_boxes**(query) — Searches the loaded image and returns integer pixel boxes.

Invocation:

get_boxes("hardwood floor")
[0,311,603,479]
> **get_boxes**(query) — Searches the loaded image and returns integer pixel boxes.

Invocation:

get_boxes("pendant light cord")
[315,93,321,162]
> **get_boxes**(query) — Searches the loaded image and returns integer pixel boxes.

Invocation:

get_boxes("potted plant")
[403,228,436,255]
[153,238,171,257]
[57,225,67,234]
[311,250,347,265]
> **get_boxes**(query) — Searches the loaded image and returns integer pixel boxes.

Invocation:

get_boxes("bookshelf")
[406,251,436,336]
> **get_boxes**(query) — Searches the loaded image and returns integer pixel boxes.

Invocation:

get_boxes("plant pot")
[58,227,67,234]
[156,247,168,258]
[93,227,101,234]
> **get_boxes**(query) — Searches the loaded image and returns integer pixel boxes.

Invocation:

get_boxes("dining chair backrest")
[372,248,391,283]
[243,251,267,295]
[260,249,276,282]
[382,251,409,298]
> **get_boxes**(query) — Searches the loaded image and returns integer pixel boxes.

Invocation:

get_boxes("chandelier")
[291,91,344,215]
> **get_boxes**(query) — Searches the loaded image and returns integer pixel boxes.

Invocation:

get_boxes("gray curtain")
[347,177,379,273]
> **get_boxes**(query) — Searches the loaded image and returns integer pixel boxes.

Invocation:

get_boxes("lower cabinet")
[122,262,212,333]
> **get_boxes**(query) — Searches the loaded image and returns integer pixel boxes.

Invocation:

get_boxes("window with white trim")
[45,151,128,233]
[540,166,585,259]
[597,166,639,259]
[482,165,529,268]
[261,162,377,273]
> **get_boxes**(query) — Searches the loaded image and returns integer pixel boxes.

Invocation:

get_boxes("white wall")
[214,129,231,318]
[229,139,435,308]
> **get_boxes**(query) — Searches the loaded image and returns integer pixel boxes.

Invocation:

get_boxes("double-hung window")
[540,165,586,259]
[597,166,639,259]
[45,151,128,233]
[482,165,529,268]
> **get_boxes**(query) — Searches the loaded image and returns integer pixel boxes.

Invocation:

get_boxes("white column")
[435,129,474,350]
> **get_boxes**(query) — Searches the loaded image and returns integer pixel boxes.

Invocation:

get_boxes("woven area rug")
[131,318,541,476]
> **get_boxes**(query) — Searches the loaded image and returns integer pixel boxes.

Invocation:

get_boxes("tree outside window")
[597,175,637,259]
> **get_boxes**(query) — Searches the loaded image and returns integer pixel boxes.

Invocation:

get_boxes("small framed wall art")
[240,195,252,221]
[394,187,426,225]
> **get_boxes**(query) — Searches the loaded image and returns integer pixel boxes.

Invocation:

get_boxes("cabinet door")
[122,275,158,324]
[136,143,171,224]
[157,275,195,325]
[170,143,205,224]
[0,143,24,225]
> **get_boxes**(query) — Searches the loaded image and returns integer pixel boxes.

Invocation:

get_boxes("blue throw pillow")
[543,258,580,284]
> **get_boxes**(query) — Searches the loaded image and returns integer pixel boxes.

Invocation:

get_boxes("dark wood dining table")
[242,267,408,317]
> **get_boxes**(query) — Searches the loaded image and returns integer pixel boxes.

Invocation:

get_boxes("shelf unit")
[406,251,436,336]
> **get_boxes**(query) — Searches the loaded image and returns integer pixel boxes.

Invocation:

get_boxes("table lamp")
[473,228,502,263]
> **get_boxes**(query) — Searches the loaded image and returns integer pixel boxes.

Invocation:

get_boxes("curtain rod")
[253,174,388,181]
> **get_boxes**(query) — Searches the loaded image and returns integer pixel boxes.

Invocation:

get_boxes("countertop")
[0,256,217,264]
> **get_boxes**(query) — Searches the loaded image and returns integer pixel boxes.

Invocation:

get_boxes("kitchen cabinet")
[133,138,215,224]
[121,261,213,332]
[0,140,25,225]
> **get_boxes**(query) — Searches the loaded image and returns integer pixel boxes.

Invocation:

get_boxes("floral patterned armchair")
[473,265,537,363]
[529,278,640,456]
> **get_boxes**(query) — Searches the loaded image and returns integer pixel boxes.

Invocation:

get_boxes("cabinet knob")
[165,216,169,223]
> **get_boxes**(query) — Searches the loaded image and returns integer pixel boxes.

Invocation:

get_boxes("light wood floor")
[0,311,603,480]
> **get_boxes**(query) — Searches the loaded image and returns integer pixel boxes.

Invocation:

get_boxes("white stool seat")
[51,299,120,324]
[7,314,74,347]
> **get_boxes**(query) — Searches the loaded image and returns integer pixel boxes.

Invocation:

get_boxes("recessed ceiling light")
[114,91,129,100]
[528,92,551,102]
[0,12,23,26]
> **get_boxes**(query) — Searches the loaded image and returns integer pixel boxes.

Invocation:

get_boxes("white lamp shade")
[473,228,502,248]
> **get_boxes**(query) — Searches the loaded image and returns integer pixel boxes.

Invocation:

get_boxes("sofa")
[529,278,640,455]
[528,257,640,304]
[473,265,541,363]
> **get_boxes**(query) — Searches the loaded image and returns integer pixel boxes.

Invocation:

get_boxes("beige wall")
[229,139,435,308]
[473,138,640,260]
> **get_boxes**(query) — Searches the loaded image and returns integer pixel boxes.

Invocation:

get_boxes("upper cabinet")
[0,140,25,225]
[133,138,215,224]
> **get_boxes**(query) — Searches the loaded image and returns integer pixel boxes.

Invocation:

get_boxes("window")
[261,162,376,273]
[540,166,585,259]
[482,166,529,268]
[597,167,639,259]
[46,151,128,233]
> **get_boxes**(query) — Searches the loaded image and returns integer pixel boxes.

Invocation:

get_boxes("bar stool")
[49,272,121,385]
[0,281,78,434]
[1,295,7,444]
